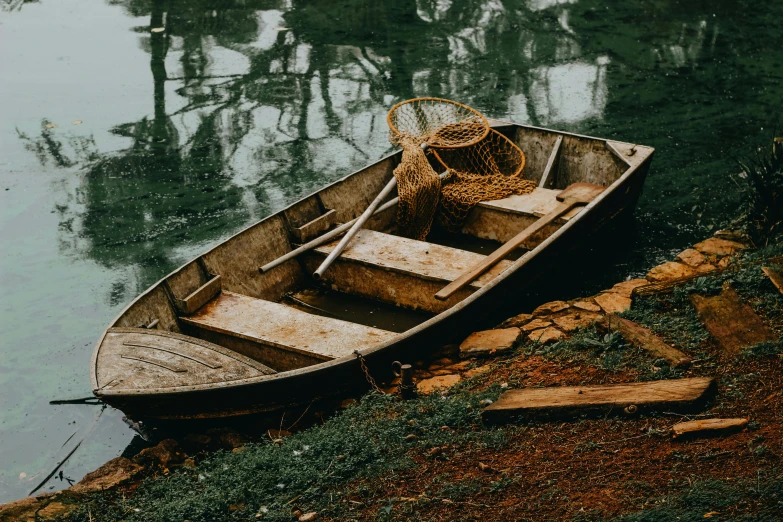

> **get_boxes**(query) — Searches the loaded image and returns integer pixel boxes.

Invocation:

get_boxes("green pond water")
[1,0,781,503]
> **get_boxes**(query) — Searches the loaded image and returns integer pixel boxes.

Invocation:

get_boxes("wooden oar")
[260,170,448,274]
[434,183,605,301]
[312,143,430,280]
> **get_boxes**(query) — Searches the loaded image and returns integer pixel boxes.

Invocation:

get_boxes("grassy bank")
[49,242,782,521]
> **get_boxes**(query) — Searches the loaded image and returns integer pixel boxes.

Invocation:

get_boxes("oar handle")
[434,200,582,301]
[313,177,398,279]
[312,142,431,280]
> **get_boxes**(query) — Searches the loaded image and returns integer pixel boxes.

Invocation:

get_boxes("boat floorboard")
[181,291,397,364]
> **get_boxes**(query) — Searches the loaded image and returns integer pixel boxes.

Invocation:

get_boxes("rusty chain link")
[353,351,382,393]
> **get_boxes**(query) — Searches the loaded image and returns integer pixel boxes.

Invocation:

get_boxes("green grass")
[65,388,507,522]
[610,471,783,521]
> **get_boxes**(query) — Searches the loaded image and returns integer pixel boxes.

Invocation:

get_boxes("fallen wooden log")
[602,315,691,368]
[482,377,715,424]
[690,282,777,353]
[671,418,748,439]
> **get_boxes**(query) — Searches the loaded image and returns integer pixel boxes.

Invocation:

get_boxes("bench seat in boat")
[303,229,515,314]
[463,187,582,244]
[181,291,396,371]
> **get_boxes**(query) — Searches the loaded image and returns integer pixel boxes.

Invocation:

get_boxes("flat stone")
[533,301,570,316]
[37,502,74,521]
[440,360,472,372]
[696,263,718,273]
[594,293,632,314]
[552,311,604,332]
[417,374,461,394]
[463,365,492,378]
[459,328,520,357]
[528,327,565,343]
[717,256,733,269]
[694,237,747,257]
[521,318,552,332]
[646,261,697,283]
[498,313,534,328]
[72,457,142,493]
[571,300,602,312]
[676,248,707,268]
[608,279,650,297]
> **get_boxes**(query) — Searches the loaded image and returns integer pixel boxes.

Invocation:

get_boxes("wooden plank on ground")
[690,282,777,353]
[671,418,748,439]
[482,377,715,424]
[605,315,691,368]
[762,266,783,296]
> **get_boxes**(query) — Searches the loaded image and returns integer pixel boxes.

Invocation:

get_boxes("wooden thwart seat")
[181,291,396,371]
[463,187,583,244]
[303,229,515,314]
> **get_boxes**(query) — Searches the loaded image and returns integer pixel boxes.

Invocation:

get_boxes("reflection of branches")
[1,0,38,12]
[16,121,100,168]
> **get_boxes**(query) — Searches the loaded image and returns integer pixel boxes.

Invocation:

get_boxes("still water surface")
[1,0,781,502]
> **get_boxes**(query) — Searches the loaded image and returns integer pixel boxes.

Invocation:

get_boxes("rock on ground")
[528,327,565,343]
[417,374,461,394]
[71,457,142,493]
[646,261,697,282]
[460,328,520,357]
[593,293,632,314]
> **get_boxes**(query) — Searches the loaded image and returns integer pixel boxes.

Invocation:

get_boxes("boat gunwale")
[92,122,654,397]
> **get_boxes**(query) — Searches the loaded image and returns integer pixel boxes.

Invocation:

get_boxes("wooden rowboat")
[91,120,654,420]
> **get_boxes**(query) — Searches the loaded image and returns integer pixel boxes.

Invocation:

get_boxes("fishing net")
[386,97,534,238]
[387,98,489,240]
[433,128,536,230]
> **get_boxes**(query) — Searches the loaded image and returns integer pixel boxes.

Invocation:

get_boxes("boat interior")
[95,124,652,393]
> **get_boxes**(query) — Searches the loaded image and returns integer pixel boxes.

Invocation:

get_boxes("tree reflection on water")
[17,0,763,290]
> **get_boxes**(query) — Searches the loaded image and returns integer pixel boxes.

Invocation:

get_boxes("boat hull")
[94,122,654,421]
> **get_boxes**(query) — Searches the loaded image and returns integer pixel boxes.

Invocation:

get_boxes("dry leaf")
[151,27,165,33]
[45,123,58,129]
[72,120,82,125]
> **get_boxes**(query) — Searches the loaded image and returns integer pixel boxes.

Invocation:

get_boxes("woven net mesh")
[386,97,534,238]
[387,98,489,239]
[433,128,536,231]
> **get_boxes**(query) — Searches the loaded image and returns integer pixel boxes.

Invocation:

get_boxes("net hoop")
[386,97,490,149]
[430,128,526,178]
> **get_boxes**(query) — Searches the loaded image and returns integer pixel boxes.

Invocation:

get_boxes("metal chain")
[354,351,382,393]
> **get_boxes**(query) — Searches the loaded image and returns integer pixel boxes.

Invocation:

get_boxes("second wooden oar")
[312,143,431,280]
[434,182,605,301]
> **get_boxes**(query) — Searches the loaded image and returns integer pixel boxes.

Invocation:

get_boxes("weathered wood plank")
[604,315,691,367]
[671,418,748,439]
[182,291,396,363]
[177,275,222,315]
[762,266,783,296]
[482,377,715,424]
[539,135,563,188]
[690,282,777,353]
[292,209,337,243]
